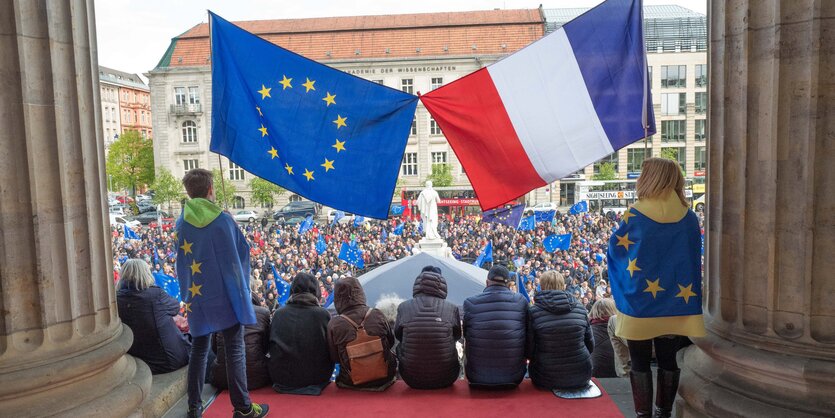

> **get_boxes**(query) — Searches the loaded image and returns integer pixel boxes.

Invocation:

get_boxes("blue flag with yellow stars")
[607,208,702,322]
[534,209,556,223]
[482,203,525,228]
[210,13,419,219]
[338,240,364,269]
[153,272,181,302]
[473,241,493,267]
[543,233,572,252]
[518,215,536,231]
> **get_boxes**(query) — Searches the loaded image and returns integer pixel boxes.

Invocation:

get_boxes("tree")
[150,167,184,213]
[660,148,687,176]
[248,177,285,209]
[593,162,618,180]
[105,130,154,195]
[426,163,453,187]
[212,169,237,208]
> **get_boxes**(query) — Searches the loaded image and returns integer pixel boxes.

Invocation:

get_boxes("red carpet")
[204,379,623,418]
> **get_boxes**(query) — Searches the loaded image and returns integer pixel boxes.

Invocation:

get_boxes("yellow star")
[183,302,192,313]
[621,209,636,224]
[257,84,271,99]
[643,278,665,299]
[322,92,336,106]
[303,169,315,181]
[302,77,316,92]
[626,258,641,277]
[256,106,262,116]
[676,283,697,304]
[616,233,635,251]
[332,139,346,153]
[188,282,203,298]
[190,260,202,275]
[258,124,268,137]
[180,239,193,255]
[333,115,347,129]
[279,75,292,90]
[284,163,294,175]
[267,147,279,159]
[321,158,335,172]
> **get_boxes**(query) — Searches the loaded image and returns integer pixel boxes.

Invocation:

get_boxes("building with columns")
[99,66,153,148]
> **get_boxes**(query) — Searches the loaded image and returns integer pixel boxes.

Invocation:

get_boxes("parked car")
[109,213,140,229]
[135,194,152,203]
[276,216,306,226]
[326,209,354,224]
[232,210,260,223]
[273,201,317,222]
[137,201,157,214]
[109,205,126,216]
[524,202,558,214]
[129,210,172,225]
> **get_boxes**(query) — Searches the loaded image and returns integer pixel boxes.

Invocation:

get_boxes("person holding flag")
[175,169,269,418]
[607,158,704,418]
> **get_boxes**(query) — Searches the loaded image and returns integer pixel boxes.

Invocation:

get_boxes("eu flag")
[473,241,493,267]
[543,233,572,252]
[123,224,140,240]
[316,235,327,254]
[353,216,365,227]
[518,215,536,231]
[298,215,314,234]
[482,203,526,227]
[393,223,404,236]
[535,209,556,223]
[271,265,291,306]
[153,272,181,302]
[569,201,589,215]
[210,13,419,219]
[338,241,365,269]
[331,210,344,226]
[516,273,531,304]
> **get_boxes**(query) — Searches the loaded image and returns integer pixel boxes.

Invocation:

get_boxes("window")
[695,146,707,170]
[232,196,245,209]
[431,151,448,165]
[627,148,652,172]
[695,64,707,87]
[401,79,413,94]
[661,93,686,116]
[431,77,443,90]
[429,117,442,135]
[188,86,200,104]
[695,119,706,141]
[661,65,686,88]
[371,79,383,84]
[289,194,302,202]
[695,92,708,114]
[401,152,418,176]
[183,159,199,175]
[409,116,417,136]
[228,162,245,181]
[593,153,619,174]
[661,120,686,142]
[648,66,652,86]
[662,147,686,171]
[174,87,187,105]
[182,120,198,143]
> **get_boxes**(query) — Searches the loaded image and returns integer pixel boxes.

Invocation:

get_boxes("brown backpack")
[339,309,389,385]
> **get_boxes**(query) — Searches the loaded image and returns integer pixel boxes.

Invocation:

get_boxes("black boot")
[629,370,653,418]
[654,368,681,418]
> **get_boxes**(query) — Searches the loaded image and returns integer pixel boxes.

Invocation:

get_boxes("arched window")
[289,194,302,202]
[182,121,198,143]
[232,196,245,209]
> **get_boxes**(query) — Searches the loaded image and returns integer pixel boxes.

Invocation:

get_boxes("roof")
[154,9,544,69]
[99,65,148,90]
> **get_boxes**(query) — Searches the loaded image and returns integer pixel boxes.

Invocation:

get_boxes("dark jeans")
[627,337,680,372]
[188,324,251,411]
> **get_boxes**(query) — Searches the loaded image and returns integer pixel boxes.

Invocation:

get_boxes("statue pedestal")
[413,238,452,258]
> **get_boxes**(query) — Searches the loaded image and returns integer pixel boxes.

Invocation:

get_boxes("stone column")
[677,1,835,416]
[0,1,150,416]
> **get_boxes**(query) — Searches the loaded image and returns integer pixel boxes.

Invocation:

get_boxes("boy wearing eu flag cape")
[607,158,704,418]
[176,169,269,418]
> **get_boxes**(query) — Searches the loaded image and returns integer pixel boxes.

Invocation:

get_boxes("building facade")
[99,66,153,149]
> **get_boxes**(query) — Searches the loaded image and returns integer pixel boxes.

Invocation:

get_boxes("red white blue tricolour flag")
[420,0,654,210]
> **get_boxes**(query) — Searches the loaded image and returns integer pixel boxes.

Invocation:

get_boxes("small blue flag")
[338,241,365,269]
[518,215,536,231]
[353,216,365,227]
[569,201,589,215]
[543,233,572,252]
[390,205,404,216]
[482,203,526,227]
[153,272,181,302]
[324,291,334,308]
[209,13,419,219]
[123,224,140,240]
[393,223,404,236]
[517,272,531,304]
[534,209,556,223]
[298,214,314,234]
[331,210,344,226]
[271,265,291,306]
[417,221,423,235]
[380,228,388,243]
[316,235,327,254]
[152,245,161,267]
[473,241,493,267]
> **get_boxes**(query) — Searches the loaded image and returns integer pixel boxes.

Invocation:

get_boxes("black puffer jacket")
[591,320,617,378]
[395,271,462,389]
[526,290,594,390]
[463,285,528,387]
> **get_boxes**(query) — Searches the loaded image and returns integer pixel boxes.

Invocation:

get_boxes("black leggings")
[627,337,680,372]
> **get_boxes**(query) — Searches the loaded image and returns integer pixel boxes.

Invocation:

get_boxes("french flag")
[421,0,654,210]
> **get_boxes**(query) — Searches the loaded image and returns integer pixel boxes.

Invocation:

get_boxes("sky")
[94,0,707,79]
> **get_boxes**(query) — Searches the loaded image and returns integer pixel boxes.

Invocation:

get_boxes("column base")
[676,332,835,417]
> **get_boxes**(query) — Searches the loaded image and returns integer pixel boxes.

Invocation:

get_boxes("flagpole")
[208,10,229,211]
[640,0,650,154]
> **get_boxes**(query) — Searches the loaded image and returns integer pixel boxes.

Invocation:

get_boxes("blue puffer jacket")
[463,285,528,387]
[526,290,594,390]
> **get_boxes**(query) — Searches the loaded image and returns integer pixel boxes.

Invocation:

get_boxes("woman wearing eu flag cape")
[607,158,705,418]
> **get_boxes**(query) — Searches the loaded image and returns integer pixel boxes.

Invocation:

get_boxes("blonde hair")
[539,270,565,291]
[119,259,155,290]
[589,298,617,320]
[636,157,688,207]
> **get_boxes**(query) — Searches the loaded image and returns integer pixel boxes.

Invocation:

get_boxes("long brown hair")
[636,158,688,207]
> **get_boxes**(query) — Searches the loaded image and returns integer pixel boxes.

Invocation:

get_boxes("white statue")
[416,180,441,240]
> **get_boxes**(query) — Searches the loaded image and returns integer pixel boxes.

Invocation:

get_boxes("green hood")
[183,198,222,228]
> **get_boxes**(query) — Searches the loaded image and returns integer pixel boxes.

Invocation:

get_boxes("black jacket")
[526,290,594,390]
[591,320,618,378]
[463,285,528,387]
[211,303,271,390]
[395,271,462,389]
[269,274,333,391]
[117,285,191,374]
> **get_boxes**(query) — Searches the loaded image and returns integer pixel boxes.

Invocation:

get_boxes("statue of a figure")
[416,180,441,240]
